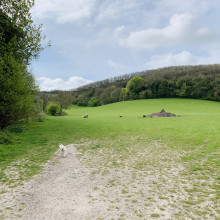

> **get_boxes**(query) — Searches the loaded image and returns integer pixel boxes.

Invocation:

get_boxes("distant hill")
[72,64,220,106]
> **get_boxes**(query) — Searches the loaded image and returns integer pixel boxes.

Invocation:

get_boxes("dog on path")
[59,144,67,157]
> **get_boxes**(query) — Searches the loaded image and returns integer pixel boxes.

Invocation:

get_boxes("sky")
[30,0,220,91]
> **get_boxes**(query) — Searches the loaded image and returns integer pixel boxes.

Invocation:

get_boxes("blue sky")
[30,0,220,91]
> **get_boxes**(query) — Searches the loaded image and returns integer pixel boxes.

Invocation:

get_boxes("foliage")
[77,100,88,106]
[0,55,38,128]
[126,76,144,99]
[36,91,73,112]
[46,103,61,116]
[70,65,220,106]
[120,88,128,101]
[57,91,73,111]
[0,0,46,128]
[7,124,23,133]
[88,97,101,107]
[0,130,12,144]
[0,0,47,64]
[31,113,46,122]
[36,65,220,109]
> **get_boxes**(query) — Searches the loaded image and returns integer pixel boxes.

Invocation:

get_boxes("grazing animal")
[84,113,88,118]
[59,144,67,157]
[120,115,122,118]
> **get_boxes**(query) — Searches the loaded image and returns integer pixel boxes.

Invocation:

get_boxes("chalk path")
[20,144,105,220]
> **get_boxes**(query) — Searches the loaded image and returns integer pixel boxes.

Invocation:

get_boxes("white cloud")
[108,60,125,70]
[121,13,219,49]
[37,76,93,91]
[145,51,220,69]
[154,0,211,17]
[95,0,137,22]
[32,0,95,23]
[114,26,125,36]
[98,26,125,43]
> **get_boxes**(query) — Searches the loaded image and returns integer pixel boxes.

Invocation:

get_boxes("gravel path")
[20,144,105,220]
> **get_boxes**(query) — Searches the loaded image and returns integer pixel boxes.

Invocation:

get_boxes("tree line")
[70,64,220,107]
[37,64,220,112]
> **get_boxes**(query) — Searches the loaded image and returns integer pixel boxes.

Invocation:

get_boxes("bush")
[7,125,23,133]
[0,131,12,144]
[77,100,88,106]
[46,104,61,116]
[88,98,101,107]
[32,113,46,122]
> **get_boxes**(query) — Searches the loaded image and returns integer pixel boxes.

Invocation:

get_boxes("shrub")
[32,113,46,122]
[88,98,101,107]
[0,131,12,144]
[7,125,23,133]
[46,104,61,116]
[77,100,88,106]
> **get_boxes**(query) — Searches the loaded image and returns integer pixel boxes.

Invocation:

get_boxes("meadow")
[0,98,219,219]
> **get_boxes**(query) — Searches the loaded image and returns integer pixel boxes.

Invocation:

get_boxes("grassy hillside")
[66,98,220,153]
[0,98,219,218]
[1,98,219,179]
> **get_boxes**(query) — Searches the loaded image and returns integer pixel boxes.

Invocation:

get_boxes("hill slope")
[72,64,220,106]
[1,98,219,219]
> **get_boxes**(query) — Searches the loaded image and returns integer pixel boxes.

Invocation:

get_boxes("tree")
[126,76,144,99]
[157,80,176,97]
[88,97,101,107]
[110,88,121,102]
[0,0,47,128]
[56,91,73,111]
[38,93,50,112]
[176,81,187,97]
[0,55,38,128]
[69,65,220,106]
[120,88,128,101]
[0,0,47,64]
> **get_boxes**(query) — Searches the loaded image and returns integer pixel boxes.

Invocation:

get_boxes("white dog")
[59,144,67,157]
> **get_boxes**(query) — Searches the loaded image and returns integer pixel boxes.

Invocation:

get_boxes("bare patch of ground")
[0,138,219,219]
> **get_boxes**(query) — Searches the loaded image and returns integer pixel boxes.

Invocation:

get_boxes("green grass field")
[0,98,220,182]
[0,98,219,218]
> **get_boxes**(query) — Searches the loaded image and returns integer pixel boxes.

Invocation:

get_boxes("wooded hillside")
[71,64,220,107]
[37,64,220,112]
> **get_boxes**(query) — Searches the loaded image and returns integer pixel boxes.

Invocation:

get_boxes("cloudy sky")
[30,0,220,91]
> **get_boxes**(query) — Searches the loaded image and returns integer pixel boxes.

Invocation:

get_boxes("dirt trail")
[20,144,106,220]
